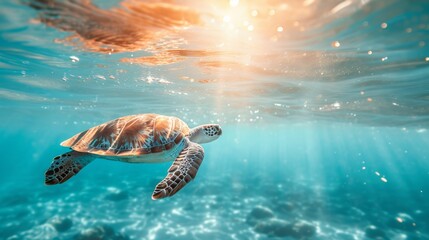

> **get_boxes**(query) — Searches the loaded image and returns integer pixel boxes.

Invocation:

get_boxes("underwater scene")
[1,0,429,239]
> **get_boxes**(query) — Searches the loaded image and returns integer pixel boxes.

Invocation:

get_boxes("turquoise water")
[1,0,429,239]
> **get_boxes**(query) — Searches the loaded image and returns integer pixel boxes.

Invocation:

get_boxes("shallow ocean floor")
[1,173,428,240]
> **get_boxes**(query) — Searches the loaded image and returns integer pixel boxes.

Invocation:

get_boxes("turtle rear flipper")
[152,140,204,200]
[45,151,94,185]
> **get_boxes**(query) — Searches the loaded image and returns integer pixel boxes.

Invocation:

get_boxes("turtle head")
[189,124,222,144]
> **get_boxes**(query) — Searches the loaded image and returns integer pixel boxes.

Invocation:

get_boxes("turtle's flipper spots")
[45,151,94,185]
[152,140,204,200]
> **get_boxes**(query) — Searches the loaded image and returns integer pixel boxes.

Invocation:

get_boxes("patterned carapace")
[61,114,190,156]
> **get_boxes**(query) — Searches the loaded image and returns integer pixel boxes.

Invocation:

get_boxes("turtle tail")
[45,151,94,185]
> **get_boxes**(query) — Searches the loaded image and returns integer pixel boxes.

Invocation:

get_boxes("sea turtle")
[44,114,222,200]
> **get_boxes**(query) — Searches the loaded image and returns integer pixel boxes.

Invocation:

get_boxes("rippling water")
[1,0,429,239]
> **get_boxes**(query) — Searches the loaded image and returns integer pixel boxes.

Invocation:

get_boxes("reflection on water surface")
[0,0,428,126]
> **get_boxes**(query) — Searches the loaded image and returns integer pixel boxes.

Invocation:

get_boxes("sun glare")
[229,0,240,7]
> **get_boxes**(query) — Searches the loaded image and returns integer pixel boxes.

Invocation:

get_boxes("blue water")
[1,0,429,239]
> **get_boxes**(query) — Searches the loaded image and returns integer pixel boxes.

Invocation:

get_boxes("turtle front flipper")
[45,151,94,185]
[152,140,204,200]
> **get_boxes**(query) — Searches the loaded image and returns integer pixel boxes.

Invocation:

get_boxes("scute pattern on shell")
[61,114,190,156]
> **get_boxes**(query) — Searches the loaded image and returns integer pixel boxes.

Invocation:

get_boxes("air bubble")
[69,56,80,62]
[331,41,341,48]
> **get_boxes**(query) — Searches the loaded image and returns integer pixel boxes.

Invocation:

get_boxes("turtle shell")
[61,114,190,156]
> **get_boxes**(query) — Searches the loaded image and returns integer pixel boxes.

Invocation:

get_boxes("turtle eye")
[216,127,222,135]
